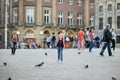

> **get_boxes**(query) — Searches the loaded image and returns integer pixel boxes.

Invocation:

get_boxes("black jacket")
[102,28,112,42]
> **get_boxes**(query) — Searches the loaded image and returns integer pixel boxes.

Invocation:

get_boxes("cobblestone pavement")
[0,48,120,80]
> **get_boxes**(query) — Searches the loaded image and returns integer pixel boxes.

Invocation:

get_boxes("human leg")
[107,42,112,56]
[78,40,80,50]
[60,47,63,62]
[57,47,61,61]
[112,39,115,51]
[100,42,107,56]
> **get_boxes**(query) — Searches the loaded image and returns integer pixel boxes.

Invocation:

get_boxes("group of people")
[45,32,56,48]
[100,24,116,56]
[10,24,116,62]
[77,24,116,56]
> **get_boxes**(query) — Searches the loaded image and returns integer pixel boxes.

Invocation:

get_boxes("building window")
[58,0,63,3]
[44,10,50,25]
[77,0,82,6]
[44,0,51,2]
[13,8,18,24]
[108,17,112,28]
[90,1,94,7]
[68,0,73,5]
[58,11,63,26]
[99,18,103,30]
[68,12,73,27]
[117,3,120,10]
[90,15,94,27]
[77,13,82,26]
[116,36,120,43]
[25,7,35,24]
[117,16,120,28]
[108,4,112,11]
[14,0,18,2]
[99,6,103,12]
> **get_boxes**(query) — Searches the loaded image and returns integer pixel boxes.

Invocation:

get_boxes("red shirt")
[78,30,85,40]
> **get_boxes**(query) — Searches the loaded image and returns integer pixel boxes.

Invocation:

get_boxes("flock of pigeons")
[2,52,116,80]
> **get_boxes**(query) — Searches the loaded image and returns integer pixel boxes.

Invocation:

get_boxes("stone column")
[52,0,57,26]
[19,0,23,25]
[36,0,42,25]
[83,0,90,28]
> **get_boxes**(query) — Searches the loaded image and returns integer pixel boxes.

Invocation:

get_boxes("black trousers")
[111,39,115,51]
[12,42,17,54]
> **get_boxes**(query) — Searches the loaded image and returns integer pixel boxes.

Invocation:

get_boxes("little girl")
[57,32,64,63]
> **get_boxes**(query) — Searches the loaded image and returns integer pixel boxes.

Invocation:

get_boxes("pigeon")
[8,77,12,80]
[3,62,7,66]
[35,62,44,67]
[78,52,81,54]
[45,53,47,56]
[112,76,116,80]
[85,64,88,69]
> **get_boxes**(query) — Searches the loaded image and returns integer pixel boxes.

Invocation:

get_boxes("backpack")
[12,34,18,42]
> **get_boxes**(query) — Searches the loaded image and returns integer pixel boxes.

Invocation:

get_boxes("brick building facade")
[0,0,95,48]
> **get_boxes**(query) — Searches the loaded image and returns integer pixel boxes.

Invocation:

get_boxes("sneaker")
[109,55,114,57]
[100,54,104,56]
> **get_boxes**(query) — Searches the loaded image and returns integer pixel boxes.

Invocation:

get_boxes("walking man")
[11,30,19,55]
[100,24,113,56]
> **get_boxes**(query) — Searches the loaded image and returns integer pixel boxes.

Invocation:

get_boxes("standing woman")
[111,28,116,51]
[11,30,19,55]
[77,28,85,51]
[57,32,64,63]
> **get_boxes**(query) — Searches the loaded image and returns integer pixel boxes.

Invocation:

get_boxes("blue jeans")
[100,42,112,56]
[51,41,56,48]
[89,41,95,52]
[74,42,78,48]
[58,47,63,61]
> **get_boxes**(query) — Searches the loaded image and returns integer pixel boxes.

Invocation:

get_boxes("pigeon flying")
[35,62,44,67]
[4,62,7,66]
[8,77,12,80]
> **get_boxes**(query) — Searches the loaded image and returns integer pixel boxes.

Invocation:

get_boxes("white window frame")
[77,13,82,26]
[25,7,35,24]
[58,11,63,26]
[90,15,94,27]
[117,3,120,10]
[68,12,73,26]
[13,8,18,24]
[108,4,112,11]
[90,1,94,7]
[99,6,103,12]
[68,0,73,5]
[58,0,63,3]
[44,10,51,25]
[77,0,82,6]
